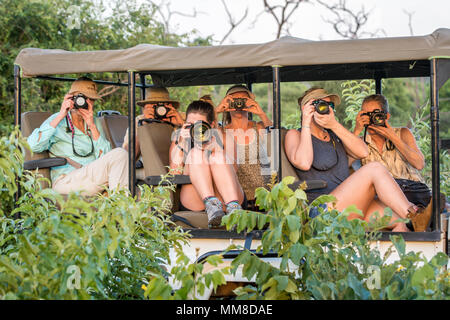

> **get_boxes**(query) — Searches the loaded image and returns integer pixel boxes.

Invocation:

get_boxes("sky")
[152,0,450,44]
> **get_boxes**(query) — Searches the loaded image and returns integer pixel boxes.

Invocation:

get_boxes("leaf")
[411,264,435,288]
[285,215,300,232]
[289,243,307,266]
[390,235,406,256]
[273,275,288,291]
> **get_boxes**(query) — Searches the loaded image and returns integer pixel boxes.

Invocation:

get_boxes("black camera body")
[186,120,212,147]
[363,110,387,127]
[312,99,333,115]
[229,98,248,111]
[72,94,89,110]
[154,103,169,119]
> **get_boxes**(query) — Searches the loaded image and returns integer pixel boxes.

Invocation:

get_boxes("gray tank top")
[294,129,349,199]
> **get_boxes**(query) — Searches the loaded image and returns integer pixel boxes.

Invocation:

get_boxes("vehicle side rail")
[24,157,67,170]
[143,174,191,186]
[144,175,327,191]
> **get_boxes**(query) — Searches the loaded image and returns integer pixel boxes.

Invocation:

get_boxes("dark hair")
[186,100,215,124]
[76,76,94,82]
[362,94,389,113]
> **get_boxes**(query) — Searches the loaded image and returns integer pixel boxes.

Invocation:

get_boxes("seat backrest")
[21,111,53,188]
[97,115,128,148]
[137,122,175,177]
[21,111,53,161]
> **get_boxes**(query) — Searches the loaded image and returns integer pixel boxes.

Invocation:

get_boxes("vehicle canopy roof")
[14,29,450,86]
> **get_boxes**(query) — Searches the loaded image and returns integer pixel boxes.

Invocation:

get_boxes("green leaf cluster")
[0,130,192,299]
[222,177,449,300]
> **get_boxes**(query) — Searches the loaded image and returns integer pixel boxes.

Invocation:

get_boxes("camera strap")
[65,114,94,158]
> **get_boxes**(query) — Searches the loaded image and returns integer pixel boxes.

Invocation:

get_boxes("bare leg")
[365,198,409,232]
[180,147,243,211]
[208,149,244,204]
[331,162,413,221]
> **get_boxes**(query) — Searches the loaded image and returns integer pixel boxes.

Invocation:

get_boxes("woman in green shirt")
[27,77,128,196]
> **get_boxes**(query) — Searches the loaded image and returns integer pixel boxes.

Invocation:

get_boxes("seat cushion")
[172,211,227,230]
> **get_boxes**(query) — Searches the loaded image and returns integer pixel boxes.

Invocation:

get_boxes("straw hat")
[225,85,256,100]
[68,78,101,100]
[299,88,341,107]
[137,87,179,108]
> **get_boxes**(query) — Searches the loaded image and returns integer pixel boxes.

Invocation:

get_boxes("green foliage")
[341,79,375,131]
[0,0,213,136]
[143,249,229,300]
[0,129,193,299]
[222,177,449,300]
[410,106,450,195]
[0,127,28,215]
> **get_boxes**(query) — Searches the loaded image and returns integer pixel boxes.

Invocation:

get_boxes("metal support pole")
[430,59,441,231]
[140,74,146,100]
[272,66,282,182]
[246,82,253,121]
[128,71,137,197]
[375,77,382,94]
[14,65,22,205]
[14,65,22,128]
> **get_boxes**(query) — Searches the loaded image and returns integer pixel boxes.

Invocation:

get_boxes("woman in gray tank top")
[284,88,428,232]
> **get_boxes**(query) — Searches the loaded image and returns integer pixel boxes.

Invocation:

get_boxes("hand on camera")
[367,121,394,139]
[313,106,338,130]
[215,95,233,114]
[301,99,315,128]
[242,97,264,116]
[59,94,74,117]
[354,110,370,135]
[77,99,96,129]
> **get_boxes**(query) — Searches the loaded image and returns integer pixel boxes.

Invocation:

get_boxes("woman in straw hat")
[122,87,184,157]
[284,87,428,232]
[27,77,128,196]
[215,85,273,210]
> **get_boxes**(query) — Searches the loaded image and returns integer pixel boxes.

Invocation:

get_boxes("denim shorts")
[309,203,328,219]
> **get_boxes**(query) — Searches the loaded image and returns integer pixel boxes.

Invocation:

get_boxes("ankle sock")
[225,200,242,214]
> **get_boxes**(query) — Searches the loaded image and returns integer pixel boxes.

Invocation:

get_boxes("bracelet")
[302,126,310,129]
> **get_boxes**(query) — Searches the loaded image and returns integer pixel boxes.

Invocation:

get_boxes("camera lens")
[155,105,167,117]
[314,100,330,115]
[190,121,212,145]
[73,94,88,109]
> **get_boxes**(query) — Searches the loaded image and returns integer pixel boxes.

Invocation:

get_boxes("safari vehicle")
[13,28,450,298]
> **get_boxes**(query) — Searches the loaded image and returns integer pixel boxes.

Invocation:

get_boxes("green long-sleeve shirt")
[27,113,111,183]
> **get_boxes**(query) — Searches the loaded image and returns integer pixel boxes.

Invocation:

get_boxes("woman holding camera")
[27,77,128,196]
[353,94,430,231]
[284,87,427,232]
[215,85,273,208]
[169,100,245,228]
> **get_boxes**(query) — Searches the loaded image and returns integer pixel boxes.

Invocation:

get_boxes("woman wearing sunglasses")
[284,87,427,232]
[27,77,128,196]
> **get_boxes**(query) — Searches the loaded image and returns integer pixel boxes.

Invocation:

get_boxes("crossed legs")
[330,162,412,231]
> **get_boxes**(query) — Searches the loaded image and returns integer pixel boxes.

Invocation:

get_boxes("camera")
[186,120,212,147]
[228,98,248,111]
[154,103,169,119]
[362,109,387,127]
[72,93,89,110]
[312,99,334,115]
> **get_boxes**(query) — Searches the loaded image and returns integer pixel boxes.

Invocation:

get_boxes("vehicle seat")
[137,120,178,208]
[97,114,128,149]
[21,111,53,188]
